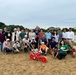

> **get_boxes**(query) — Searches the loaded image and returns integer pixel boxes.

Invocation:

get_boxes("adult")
[29,29,36,40]
[22,35,29,44]
[57,29,63,41]
[40,34,48,46]
[19,29,26,40]
[38,29,45,40]
[17,27,21,37]
[3,27,8,40]
[34,26,40,35]
[5,29,12,41]
[25,28,29,36]
[12,28,19,42]
[57,40,68,60]
[0,29,5,51]
[50,37,58,55]
[52,30,59,44]
[67,28,74,42]
[34,26,40,48]
[45,29,52,46]
[22,35,30,52]
[3,39,12,54]
[67,28,74,49]
[62,28,68,40]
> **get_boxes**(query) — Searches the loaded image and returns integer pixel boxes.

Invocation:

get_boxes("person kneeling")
[13,41,21,53]
[39,42,48,56]
[57,40,68,60]
[3,39,12,54]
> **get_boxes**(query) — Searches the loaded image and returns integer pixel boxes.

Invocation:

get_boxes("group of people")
[0,26,75,60]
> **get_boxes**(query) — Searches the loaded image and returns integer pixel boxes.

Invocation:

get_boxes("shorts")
[53,50,58,53]
[41,49,45,53]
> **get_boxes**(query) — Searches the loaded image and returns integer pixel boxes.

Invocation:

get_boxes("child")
[39,42,48,56]
[52,47,59,58]
[13,41,21,53]
[50,37,58,56]
[3,39,12,54]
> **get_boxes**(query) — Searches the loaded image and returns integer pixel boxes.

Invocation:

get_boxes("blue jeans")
[0,43,3,51]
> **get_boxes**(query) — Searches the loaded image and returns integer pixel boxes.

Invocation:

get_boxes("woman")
[52,30,59,44]
[3,39,12,54]
[29,29,36,40]
[57,40,68,60]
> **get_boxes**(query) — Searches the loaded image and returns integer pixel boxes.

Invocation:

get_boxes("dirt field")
[0,52,76,75]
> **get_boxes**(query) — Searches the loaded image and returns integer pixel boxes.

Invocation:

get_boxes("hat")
[14,28,17,31]
[24,35,27,37]
[32,37,35,40]
[6,39,10,41]
[41,42,44,44]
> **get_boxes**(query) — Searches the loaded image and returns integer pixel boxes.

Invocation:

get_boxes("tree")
[7,25,25,32]
[0,22,7,29]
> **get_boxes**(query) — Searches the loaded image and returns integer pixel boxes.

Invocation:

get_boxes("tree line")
[0,22,76,33]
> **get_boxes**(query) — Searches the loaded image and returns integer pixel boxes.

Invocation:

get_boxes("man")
[25,28,29,35]
[6,29,12,41]
[62,28,68,40]
[3,27,8,40]
[67,28,74,48]
[45,29,52,46]
[34,26,40,35]
[19,29,26,40]
[50,37,58,55]
[34,26,40,48]
[0,29,5,51]
[12,28,19,42]
[57,29,62,41]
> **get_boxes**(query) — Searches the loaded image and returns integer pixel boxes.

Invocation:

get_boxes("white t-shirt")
[62,32,68,39]
[29,32,36,40]
[23,38,29,44]
[13,43,20,48]
[17,31,21,36]
[53,34,59,43]
[67,31,74,41]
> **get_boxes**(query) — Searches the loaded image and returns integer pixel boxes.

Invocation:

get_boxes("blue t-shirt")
[42,38,47,44]
[50,41,57,48]
[45,32,52,39]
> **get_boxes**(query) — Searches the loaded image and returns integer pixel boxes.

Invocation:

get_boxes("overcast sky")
[0,0,76,29]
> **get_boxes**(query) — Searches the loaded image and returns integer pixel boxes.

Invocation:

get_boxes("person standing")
[7,29,12,41]
[38,29,45,47]
[52,30,59,44]
[67,28,74,48]
[19,29,26,40]
[34,26,40,35]
[3,27,8,40]
[38,29,45,40]
[0,29,5,51]
[62,28,68,40]
[25,28,29,36]
[12,28,19,42]
[29,29,36,40]
[45,29,52,46]
[17,27,21,37]
[57,29,63,41]
[34,26,40,48]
